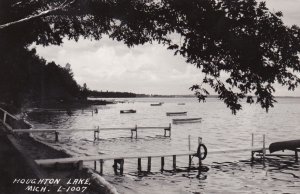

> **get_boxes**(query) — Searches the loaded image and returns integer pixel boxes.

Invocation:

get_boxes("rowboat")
[269,139,300,153]
[120,109,136,114]
[172,118,202,124]
[150,102,162,106]
[166,112,187,116]
[178,103,185,105]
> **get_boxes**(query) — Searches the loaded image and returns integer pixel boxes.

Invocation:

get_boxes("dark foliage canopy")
[1,0,300,113]
[0,47,81,107]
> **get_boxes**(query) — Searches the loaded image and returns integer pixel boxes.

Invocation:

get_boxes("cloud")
[33,1,300,96]
[34,36,204,95]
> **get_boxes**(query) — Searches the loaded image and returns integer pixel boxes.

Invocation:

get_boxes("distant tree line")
[88,90,137,98]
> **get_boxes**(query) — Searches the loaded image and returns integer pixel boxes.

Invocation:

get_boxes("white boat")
[166,112,187,116]
[120,109,136,114]
[172,118,202,124]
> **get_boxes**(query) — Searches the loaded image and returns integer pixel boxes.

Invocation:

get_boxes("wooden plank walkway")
[12,124,172,141]
[13,126,170,133]
[35,146,266,176]
[208,147,267,155]
[35,151,197,165]
[35,147,265,166]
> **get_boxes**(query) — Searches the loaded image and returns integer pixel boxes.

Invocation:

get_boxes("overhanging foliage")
[1,0,299,113]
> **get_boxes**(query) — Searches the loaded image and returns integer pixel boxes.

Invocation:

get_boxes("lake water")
[27,97,300,194]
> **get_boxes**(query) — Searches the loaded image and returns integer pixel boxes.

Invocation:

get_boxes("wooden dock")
[35,147,264,165]
[35,146,265,176]
[34,135,265,176]
[12,124,172,141]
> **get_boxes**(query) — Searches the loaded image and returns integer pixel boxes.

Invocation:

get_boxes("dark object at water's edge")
[269,140,300,153]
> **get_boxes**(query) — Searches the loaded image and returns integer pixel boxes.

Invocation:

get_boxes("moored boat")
[166,111,187,116]
[178,103,185,105]
[172,117,202,124]
[269,139,300,153]
[120,109,136,114]
[150,102,162,106]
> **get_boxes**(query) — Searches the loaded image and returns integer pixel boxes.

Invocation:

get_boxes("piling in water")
[161,157,164,172]
[100,160,103,175]
[137,158,141,173]
[147,157,151,172]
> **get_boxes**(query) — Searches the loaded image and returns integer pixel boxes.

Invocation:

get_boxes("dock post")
[131,129,133,138]
[100,160,104,175]
[251,133,254,162]
[97,127,100,140]
[138,158,141,173]
[120,159,124,175]
[78,160,83,170]
[113,160,118,175]
[188,155,192,171]
[94,128,100,141]
[94,161,97,170]
[198,137,202,176]
[92,109,93,116]
[173,155,176,171]
[164,124,171,137]
[135,125,138,139]
[188,135,191,171]
[55,131,59,142]
[295,150,298,162]
[262,134,266,165]
[188,135,191,151]
[161,157,165,172]
[147,157,151,172]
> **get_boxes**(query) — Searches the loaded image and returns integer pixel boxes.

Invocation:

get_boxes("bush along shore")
[25,99,115,109]
[0,110,117,194]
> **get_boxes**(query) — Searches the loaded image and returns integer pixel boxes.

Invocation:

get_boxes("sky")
[34,0,300,96]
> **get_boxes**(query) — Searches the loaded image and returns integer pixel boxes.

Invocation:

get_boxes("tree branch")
[0,0,75,30]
